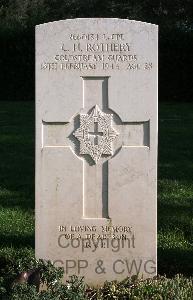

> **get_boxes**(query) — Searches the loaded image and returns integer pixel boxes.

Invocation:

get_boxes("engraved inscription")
[40,32,153,72]
[58,224,135,243]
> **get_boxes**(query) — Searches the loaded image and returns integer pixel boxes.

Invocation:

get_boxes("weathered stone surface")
[36,18,158,286]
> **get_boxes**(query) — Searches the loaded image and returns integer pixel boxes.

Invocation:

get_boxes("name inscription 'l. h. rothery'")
[66,33,129,52]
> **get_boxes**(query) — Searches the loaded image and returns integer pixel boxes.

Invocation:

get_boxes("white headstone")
[36,18,158,286]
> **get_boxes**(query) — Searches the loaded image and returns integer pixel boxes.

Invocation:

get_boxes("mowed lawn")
[0,101,192,276]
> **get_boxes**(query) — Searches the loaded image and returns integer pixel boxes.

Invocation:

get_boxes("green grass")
[0,101,192,276]
[158,103,193,276]
[0,102,34,259]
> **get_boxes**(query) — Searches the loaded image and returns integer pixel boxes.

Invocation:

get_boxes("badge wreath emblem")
[73,105,118,164]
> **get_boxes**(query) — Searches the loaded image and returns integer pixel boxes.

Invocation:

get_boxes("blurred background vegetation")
[0,0,193,102]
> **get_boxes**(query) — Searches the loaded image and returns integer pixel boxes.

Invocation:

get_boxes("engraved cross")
[43,76,149,219]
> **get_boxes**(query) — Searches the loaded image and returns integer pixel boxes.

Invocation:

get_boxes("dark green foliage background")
[0,0,193,102]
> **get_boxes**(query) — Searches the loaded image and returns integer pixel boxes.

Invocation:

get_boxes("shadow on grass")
[158,248,193,277]
[0,102,35,211]
[0,233,34,249]
[0,189,34,210]
[159,121,193,182]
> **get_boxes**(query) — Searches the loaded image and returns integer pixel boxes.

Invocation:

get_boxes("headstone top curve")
[36,18,158,29]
